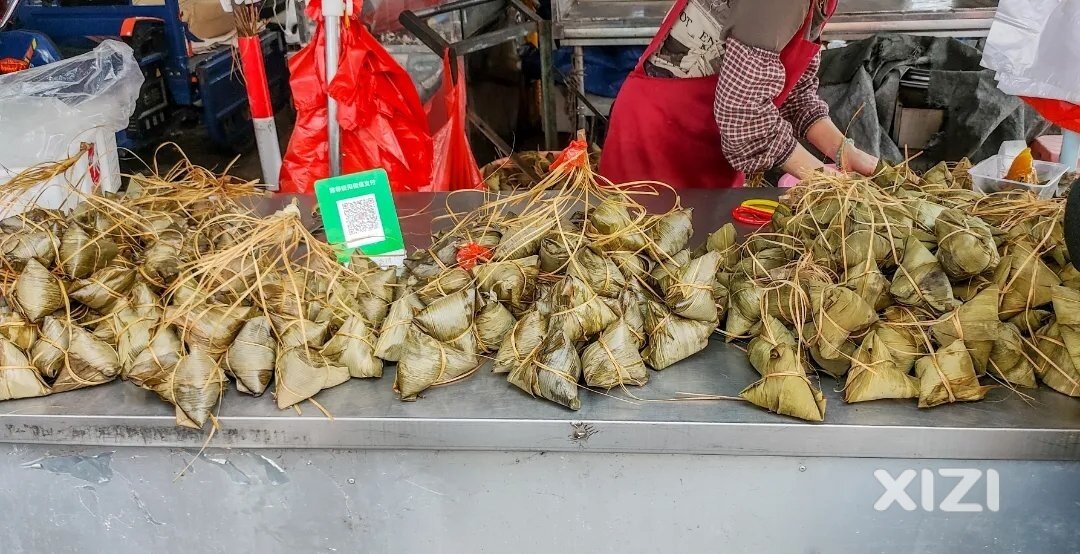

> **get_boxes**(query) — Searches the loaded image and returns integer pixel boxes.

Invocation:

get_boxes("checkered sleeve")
[778,52,830,138]
[714,39,798,174]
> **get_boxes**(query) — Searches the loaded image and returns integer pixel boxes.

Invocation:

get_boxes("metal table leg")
[571,45,586,132]
[539,21,558,150]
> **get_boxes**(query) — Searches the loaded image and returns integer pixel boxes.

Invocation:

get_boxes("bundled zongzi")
[931,285,1001,375]
[69,265,137,314]
[0,337,50,400]
[641,297,715,370]
[808,281,877,361]
[581,318,648,389]
[321,315,382,379]
[843,330,919,403]
[548,275,617,342]
[14,258,64,323]
[473,256,538,315]
[493,310,548,374]
[375,291,424,362]
[275,347,350,409]
[890,236,958,313]
[171,348,226,429]
[225,316,277,395]
[988,323,1037,388]
[508,328,582,410]
[934,209,999,280]
[59,224,118,279]
[664,250,723,322]
[740,316,826,421]
[395,325,479,400]
[474,298,516,352]
[166,305,249,356]
[914,339,992,408]
[51,324,121,393]
[646,208,693,260]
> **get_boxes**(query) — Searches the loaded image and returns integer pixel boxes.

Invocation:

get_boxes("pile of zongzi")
[722,158,1080,420]
[387,155,725,410]
[0,156,394,428]
[2,143,1077,428]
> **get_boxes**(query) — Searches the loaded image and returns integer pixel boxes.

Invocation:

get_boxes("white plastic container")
[969,154,1069,199]
[996,140,1028,174]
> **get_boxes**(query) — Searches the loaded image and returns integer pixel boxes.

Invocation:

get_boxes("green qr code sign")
[314,169,404,261]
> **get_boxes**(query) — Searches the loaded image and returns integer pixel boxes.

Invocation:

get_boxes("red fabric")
[280,1,433,193]
[1022,97,1080,134]
[237,37,273,119]
[600,0,834,189]
[428,55,483,191]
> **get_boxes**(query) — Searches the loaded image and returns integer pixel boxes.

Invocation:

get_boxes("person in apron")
[600,0,879,188]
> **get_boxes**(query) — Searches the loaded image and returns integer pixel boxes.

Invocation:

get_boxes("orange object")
[1005,147,1038,183]
[0,58,29,74]
[456,243,492,270]
[551,137,590,171]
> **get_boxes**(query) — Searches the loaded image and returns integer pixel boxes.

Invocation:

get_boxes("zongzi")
[0,337,50,400]
[474,298,516,353]
[492,310,548,374]
[843,330,919,403]
[508,328,582,410]
[581,318,648,389]
[914,339,992,408]
[641,298,715,370]
[890,236,959,313]
[14,258,64,323]
[171,347,226,429]
[225,316,277,395]
[321,315,382,379]
[741,316,826,421]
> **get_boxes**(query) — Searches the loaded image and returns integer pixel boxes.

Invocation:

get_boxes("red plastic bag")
[428,54,483,191]
[280,1,434,193]
[551,137,590,170]
[1022,97,1080,134]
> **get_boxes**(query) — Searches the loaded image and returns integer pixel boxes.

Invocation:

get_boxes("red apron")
[600,0,836,188]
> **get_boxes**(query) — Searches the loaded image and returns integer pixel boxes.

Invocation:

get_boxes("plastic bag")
[982,0,1080,104]
[428,54,482,191]
[552,137,589,170]
[1021,97,1080,134]
[0,40,143,168]
[280,0,434,193]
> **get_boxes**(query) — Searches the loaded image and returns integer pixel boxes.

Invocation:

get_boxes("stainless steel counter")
[1,189,1077,461]
[3,189,1077,553]
[554,0,999,46]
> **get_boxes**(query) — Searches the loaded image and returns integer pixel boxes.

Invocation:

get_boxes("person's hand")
[842,146,879,177]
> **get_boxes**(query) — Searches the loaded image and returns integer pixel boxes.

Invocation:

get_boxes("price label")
[314,168,405,266]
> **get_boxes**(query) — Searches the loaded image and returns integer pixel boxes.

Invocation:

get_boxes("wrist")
[836,138,855,169]
[806,119,846,159]
[782,146,826,180]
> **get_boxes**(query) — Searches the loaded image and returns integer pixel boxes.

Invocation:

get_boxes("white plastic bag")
[0,40,143,216]
[0,40,143,169]
[981,0,1080,103]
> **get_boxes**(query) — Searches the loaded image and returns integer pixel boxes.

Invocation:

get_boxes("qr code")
[337,194,385,246]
